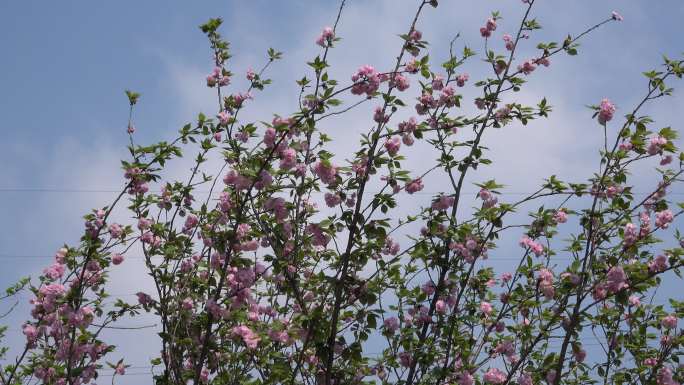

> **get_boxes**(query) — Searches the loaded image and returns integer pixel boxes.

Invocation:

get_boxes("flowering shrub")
[3,1,684,385]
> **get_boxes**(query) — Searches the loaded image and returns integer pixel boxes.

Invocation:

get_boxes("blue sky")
[1,0,683,382]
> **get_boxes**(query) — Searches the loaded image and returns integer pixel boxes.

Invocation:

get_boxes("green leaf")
[125,90,140,106]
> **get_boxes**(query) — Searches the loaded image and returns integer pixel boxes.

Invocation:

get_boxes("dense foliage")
[2,1,684,385]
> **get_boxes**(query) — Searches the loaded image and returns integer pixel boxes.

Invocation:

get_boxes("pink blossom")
[399,117,417,133]
[112,254,125,265]
[236,223,251,239]
[503,33,514,51]
[316,26,335,47]
[480,18,497,38]
[536,57,551,67]
[432,75,444,90]
[655,209,674,229]
[265,197,288,222]
[458,372,474,385]
[537,268,554,282]
[554,210,568,224]
[200,368,209,383]
[661,335,672,346]
[399,352,413,367]
[217,111,231,126]
[390,73,410,91]
[279,147,297,170]
[312,161,338,185]
[206,67,219,87]
[232,325,261,348]
[494,340,515,358]
[206,66,230,88]
[597,98,616,124]
[223,170,251,190]
[109,223,123,238]
[54,248,67,264]
[593,284,608,301]
[431,195,455,211]
[351,65,381,96]
[518,60,537,75]
[231,92,252,107]
[416,92,437,114]
[657,367,679,385]
[324,193,342,208]
[647,135,667,155]
[384,136,401,156]
[306,224,330,247]
[239,239,259,251]
[485,18,497,32]
[43,263,65,280]
[141,231,161,247]
[421,281,436,296]
[383,316,399,333]
[619,141,633,151]
[518,372,533,385]
[137,217,153,230]
[435,299,446,314]
[264,127,277,148]
[495,61,507,74]
[440,86,456,107]
[480,301,493,316]
[22,324,38,344]
[546,370,557,384]
[181,297,194,310]
[605,266,628,293]
[183,214,199,233]
[480,27,492,38]
[478,189,498,208]
[660,155,673,166]
[624,223,638,245]
[477,188,492,201]
[484,368,506,384]
[40,283,66,298]
[456,73,469,87]
[382,236,400,255]
[662,315,678,329]
[519,236,544,256]
[465,238,478,250]
[644,357,658,366]
[405,178,424,194]
[405,57,419,73]
[538,268,555,299]
[373,106,389,123]
[494,105,511,121]
[409,29,422,41]
[205,299,224,318]
[136,292,152,306]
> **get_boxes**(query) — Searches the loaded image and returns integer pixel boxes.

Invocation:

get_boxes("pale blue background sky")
[1,0,683,382]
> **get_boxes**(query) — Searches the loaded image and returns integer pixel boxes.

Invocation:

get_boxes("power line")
[0,254,577,261]
[50,334,672,376]
[0,254,157,260]
[3,324,156,332]
[1,187,682,196]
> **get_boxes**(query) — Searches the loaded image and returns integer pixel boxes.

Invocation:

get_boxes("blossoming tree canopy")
[4,1,684,385]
